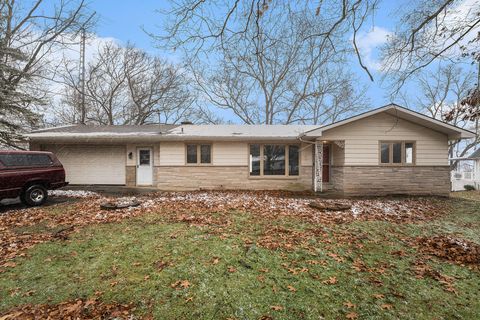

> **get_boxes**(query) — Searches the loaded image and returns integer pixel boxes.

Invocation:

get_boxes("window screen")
[264,145,285,175]
[380,143,390,164]
[200,145,211,164]
[288,145,299,176]
[186,144,211,164]
[186,144,197,163]
[392,143,402,163]
[249,144,260,176]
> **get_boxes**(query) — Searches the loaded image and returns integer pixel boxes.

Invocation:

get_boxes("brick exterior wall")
[331,165,450,196]
[154,166,313,191]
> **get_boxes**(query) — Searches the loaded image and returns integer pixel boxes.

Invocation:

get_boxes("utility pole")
[79,27,86,125]
[77,11,95,125]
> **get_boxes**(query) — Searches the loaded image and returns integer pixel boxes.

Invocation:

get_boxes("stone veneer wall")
[126,166,136,186]
[154,166,313,191]
[330,166,344,191]
[331,165,450,196]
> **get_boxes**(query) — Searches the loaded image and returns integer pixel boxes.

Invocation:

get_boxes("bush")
[464,185,476,191]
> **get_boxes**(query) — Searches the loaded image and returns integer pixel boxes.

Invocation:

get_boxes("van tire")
[21,185,48,206]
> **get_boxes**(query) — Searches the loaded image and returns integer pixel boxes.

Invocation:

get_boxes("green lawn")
[1,193,480,319]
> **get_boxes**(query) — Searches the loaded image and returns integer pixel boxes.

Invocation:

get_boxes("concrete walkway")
[63,185,159,196]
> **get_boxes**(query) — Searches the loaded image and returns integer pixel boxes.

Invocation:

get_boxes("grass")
[1,194,480,319]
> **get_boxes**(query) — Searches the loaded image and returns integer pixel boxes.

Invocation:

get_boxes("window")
[379,141,415,165]
[405,142,414,164]
[264,145,285,175]
[249,144,299,177]
[200,145,211,163]
[186,144,211,164]
[289,145,299,176]
[0,154,53,167]
[249,144,260,176]
[139,150,150,165]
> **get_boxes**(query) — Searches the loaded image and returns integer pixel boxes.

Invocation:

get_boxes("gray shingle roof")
[31,124,178,134]
[27,124,319,141]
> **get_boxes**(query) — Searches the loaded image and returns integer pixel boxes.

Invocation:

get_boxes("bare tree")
[152,0,378,81]
[123,46,195,124]
[400,64,479,167]
[381,0,480,93]
[182,3,368,124]
[0,0,93,148]
[56,42,195,125]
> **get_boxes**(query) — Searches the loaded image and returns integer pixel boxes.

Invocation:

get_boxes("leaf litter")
[0,190,468,318]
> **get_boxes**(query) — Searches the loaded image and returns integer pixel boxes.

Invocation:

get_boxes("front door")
[136,148,153,186]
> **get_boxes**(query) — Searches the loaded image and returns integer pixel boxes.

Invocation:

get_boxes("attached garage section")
[42,145,126,185]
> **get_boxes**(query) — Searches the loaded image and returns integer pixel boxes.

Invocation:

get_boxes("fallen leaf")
[171,280,191,289]
[346,312,358,319]
[144,275,150,281]
[109,281,118,287]
[212,257,220,265]
[343,301,355,309]
[322,276,337,285]
[22,290,35,297]
[227,266,236,273]
[270,305,283,311]
[373,294,384,299]
[381,304,393,310]
[3,262,16,268]
[287,285,296,292]
[154,260,169,271]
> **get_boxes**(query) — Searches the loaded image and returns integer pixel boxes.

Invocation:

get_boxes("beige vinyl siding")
[159,142,185,165]
[300,143,312,166]
[321,113,448,166]
[212,142,247,166]
[331,143,345,166]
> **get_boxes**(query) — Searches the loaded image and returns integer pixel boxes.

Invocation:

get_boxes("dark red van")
[0,151,68,206]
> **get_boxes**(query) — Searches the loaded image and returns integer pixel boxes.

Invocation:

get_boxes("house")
[27,104,475,196]
[451,149,480,191]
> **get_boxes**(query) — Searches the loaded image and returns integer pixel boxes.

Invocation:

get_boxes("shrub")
[464,185,476,191]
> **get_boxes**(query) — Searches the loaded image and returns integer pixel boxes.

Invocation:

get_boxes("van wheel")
[21,185,48,206]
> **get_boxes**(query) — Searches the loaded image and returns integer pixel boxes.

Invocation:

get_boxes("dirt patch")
[0,298,133,320]
[417,235,480,265]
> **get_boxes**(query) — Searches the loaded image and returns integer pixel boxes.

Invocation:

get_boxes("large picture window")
[379,141,415,165]
[186,144,212,164]
[249,144,299,177]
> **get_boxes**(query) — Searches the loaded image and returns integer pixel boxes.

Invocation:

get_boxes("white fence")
[451,171,479,191]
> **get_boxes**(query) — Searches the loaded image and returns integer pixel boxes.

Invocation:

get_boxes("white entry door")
[137,148,153,186]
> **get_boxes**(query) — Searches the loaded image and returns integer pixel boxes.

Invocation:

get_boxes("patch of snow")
[49,189,100,198]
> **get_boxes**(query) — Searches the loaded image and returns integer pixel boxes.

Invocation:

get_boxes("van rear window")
[0,154,53,167]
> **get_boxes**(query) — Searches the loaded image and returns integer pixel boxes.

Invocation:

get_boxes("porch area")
[312,140,345,193]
